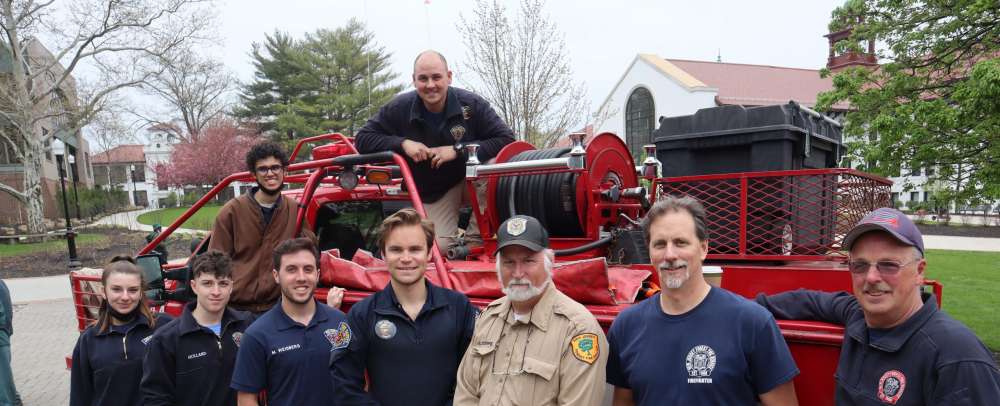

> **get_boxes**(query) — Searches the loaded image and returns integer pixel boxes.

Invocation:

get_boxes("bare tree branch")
[0,0,216,233]
[457,0,587,146]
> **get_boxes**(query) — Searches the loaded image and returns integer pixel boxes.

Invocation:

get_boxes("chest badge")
[232,332,243,348]
[374,319,397,340]
[570,333,599,364]
[450,125,466,141]
[877,370,906,404]
[462,105,472,120]
[327,322,352,350]
[141,335,153,345]
[685,345,716,383]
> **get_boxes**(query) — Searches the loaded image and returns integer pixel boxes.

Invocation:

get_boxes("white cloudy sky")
[213,0,847,111]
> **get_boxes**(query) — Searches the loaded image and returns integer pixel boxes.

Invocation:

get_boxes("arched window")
[625,87,655,162]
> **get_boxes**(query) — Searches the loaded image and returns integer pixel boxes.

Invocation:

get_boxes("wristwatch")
[454,142,467,157]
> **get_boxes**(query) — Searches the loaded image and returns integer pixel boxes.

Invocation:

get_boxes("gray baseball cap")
[495,215,549,254]
[843,207,925,255]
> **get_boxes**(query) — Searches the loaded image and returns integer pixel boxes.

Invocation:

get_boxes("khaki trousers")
[424,180,486,250]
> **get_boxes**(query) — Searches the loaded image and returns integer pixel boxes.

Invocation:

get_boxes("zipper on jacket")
[122,331,129,360]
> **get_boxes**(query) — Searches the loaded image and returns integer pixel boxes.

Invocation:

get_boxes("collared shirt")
[354,87,514,203]
[230,299,349,406]
[70,313,173,406]
[141,302,254,406]
[756,290,1000,405]
[331,279,478,406]
[454,284,608,406]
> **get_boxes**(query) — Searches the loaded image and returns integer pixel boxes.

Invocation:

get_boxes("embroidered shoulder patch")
[326,322,352,350]
[570,333,599,364]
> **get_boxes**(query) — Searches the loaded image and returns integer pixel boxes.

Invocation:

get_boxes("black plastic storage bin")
[653,101,842,176]
[654,102,844,257]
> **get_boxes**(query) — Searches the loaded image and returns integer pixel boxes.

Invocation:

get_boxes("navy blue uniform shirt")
[354,87,514,203]
[330,280,477,406]
[757,290,1000,405]
[230,299,349,406]
[141,302,254,406]
[607,287,799,405]
[70,313,173,406]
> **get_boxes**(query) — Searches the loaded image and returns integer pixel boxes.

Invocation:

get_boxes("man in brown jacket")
[454,215,608,406]
[209,141,316,313]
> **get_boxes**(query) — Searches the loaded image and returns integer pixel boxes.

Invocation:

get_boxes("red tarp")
[319,249,651,305]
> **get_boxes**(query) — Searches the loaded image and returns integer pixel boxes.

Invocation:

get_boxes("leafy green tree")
[235,20,402,141]
[818,0,1000,208]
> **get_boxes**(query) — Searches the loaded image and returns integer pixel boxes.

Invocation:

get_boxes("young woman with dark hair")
[70,257,173,406]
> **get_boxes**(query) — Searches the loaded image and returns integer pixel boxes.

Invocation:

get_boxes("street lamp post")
[56,152,81,269]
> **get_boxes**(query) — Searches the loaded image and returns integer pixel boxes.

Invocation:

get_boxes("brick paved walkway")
[9,299,76,405]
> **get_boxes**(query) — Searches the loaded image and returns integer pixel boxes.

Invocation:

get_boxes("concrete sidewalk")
[924,235,1000,252]
[5,274,73,303]
[85,207,207,235]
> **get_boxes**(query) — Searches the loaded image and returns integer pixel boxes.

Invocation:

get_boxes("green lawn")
[137,205,222,231]
[924,249,1000,350]
[0,233,107,257]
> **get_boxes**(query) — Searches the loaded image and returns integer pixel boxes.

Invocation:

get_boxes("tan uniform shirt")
[454,284,608,406]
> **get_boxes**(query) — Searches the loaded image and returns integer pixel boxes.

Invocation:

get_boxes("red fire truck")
[69,102,941,405]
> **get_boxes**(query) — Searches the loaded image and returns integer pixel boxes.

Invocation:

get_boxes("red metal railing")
[288,133,356,162]
[655,168,892,261]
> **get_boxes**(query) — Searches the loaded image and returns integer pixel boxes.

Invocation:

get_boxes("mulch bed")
[0,227,194,279]
[917,223,1000,238]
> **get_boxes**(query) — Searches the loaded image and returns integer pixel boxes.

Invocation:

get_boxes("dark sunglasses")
[847,259,918,276]
[255,164,284,175]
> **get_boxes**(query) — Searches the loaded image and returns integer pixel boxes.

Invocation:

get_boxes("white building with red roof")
[595,47,944,211]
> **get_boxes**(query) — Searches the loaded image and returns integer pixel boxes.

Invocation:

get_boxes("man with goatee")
[607,196,799,405]
[209,141,317,313]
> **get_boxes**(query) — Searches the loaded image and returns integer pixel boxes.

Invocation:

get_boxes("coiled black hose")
[496,148,584,236]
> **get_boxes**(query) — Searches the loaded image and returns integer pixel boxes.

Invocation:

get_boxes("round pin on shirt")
[375,319,397,340]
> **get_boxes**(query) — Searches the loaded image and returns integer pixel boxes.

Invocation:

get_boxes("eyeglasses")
[847,259,918,276]
[255,164,284,175]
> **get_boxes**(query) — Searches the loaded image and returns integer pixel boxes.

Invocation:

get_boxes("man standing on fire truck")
[355,50,514,251]
[756,207,1000,404]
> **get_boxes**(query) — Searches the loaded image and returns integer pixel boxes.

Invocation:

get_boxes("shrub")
[57,186,130,220]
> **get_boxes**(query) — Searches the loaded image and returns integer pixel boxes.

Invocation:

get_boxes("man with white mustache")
[454,215,608,406]
[607,196,799,405]
[756,207,1000,405]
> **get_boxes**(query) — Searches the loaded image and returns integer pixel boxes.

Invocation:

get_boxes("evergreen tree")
[235,21,402,141]
[234,31,312,139]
